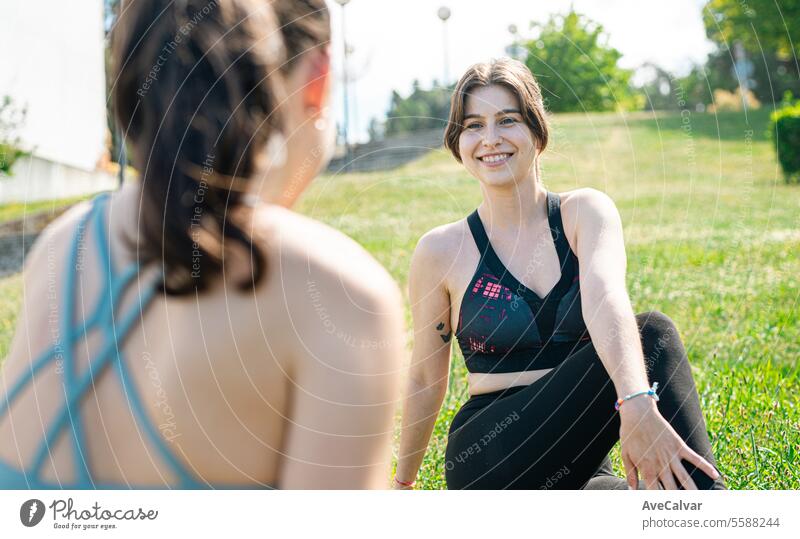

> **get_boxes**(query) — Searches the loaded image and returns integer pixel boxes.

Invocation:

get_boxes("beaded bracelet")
[614,381,659,411]
[394,476,415,488]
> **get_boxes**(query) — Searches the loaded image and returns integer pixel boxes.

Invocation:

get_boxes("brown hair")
[444,58,549,164]
[273,0,331,71]
[111,0,329,295]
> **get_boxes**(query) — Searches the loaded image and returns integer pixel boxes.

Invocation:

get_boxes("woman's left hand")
[618,397,720,490]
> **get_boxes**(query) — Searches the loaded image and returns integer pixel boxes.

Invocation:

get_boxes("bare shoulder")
[42,197,96,238]
[559,187,618,217]
[411,218,469,276]
[251,204,402,310]
[21,197,96,273]
[556,188,621,243]
[249,204,405,379]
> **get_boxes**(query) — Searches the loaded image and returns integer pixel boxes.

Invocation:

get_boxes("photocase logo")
[20,499,45,527]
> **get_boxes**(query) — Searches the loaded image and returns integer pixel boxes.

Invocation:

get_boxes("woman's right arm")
[393,231,453,488]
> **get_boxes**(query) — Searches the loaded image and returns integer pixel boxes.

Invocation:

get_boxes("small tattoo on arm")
[436,322,452,343]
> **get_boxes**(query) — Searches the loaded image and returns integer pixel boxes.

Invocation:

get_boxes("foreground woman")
[0,0,403,489]
[394,58,726,490]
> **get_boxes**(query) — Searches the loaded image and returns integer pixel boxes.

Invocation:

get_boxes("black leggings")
[445,311,726,490]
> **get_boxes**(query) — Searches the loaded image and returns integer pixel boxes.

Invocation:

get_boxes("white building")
[0,0,116,204]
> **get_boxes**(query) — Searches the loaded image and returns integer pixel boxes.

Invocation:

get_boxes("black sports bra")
[454,191,591,374]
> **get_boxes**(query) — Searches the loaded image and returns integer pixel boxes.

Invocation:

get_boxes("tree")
[703,0,800,58]
[0,96,28,177]
[700,1,800,104]
[522,10,640,113]
[674,49,740,110]
[367,118,384,142]
[637,63,684,111]
[383,80,453,137]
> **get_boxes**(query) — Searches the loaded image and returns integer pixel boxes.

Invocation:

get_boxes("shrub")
[768,93,800,183]
[0,96,28,177]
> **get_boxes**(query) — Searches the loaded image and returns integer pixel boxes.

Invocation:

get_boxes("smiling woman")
[444,58,548,186]
[393,58,727,491]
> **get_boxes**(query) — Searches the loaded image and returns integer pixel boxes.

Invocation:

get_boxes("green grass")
[0,274,22,359]
[0,109,797,489]
[0,194,90,224]
[296,108,800,489]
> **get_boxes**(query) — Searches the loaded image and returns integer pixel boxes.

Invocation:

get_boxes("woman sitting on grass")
[393,58,726,490]
[0,0,404,489]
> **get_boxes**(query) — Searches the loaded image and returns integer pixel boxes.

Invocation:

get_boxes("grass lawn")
[0,194,91,224]
[294,108,800,489]
[0,108,798,489]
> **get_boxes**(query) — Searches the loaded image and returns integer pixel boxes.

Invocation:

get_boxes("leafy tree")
[637,63,686,111]
[522,10,640,112]
[367,118,384,142]
[701,0,800,104]
[383,80,453,137]
[639,47,799,111]
[703,0,800,57]
[0,96,28,177]
[673,49,740,110]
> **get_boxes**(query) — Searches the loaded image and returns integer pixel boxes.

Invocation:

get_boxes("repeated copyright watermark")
[136,0,220,99]
[445,411,520,470]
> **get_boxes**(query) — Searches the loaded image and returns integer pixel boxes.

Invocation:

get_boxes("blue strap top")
[0,192,271,489]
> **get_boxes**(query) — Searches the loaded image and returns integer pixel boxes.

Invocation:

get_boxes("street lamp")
[506,23,527,61]
[345,43,357,148]
[334,0,351,168]
[437,6,451,86]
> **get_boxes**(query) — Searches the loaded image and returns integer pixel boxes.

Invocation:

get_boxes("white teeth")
[481,153,510,163]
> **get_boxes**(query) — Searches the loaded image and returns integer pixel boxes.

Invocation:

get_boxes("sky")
[324,0,716,142]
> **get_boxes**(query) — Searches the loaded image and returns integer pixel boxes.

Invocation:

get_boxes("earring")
[264,131,287,168]
[313,106,330,131]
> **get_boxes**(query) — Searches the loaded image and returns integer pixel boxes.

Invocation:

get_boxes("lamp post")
[506,23,526,61]
[437,6,451,86]
[346,43,357,149]
[334,0,351,169]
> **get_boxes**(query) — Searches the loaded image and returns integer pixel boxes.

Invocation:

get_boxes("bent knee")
[636,310,678,338]
[636,311,687,370]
